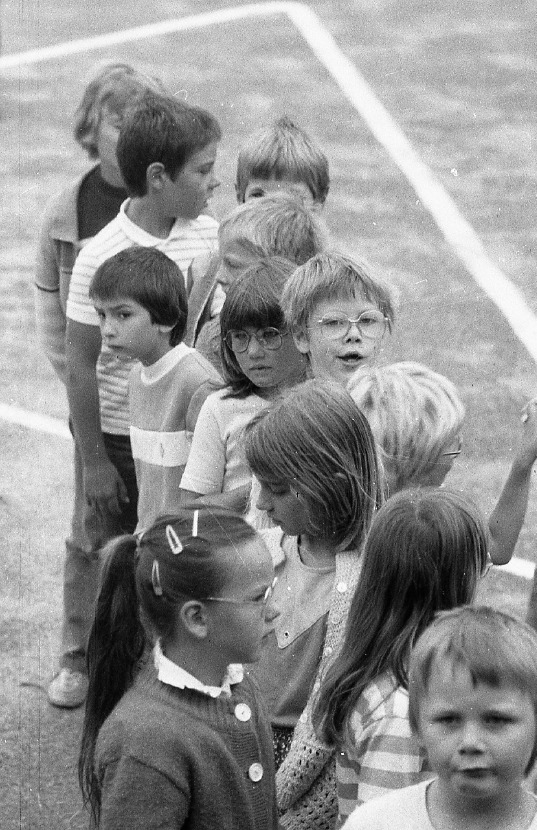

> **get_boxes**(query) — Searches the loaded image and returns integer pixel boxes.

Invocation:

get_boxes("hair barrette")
[151,559,163,596]
[166,524,183,554]
[192,509,199,538]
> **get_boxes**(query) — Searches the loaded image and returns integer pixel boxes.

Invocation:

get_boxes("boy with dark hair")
[58,93,221,706]
[90,247,219,533]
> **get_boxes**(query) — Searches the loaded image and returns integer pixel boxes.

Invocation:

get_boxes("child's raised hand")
[518,397,537,469]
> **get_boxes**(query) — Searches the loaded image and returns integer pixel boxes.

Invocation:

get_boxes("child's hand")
[517,397,537,469]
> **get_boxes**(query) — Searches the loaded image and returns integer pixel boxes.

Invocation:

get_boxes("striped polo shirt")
[66,200,218,435]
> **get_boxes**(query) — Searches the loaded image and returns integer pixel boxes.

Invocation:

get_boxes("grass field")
[2,0,537,826]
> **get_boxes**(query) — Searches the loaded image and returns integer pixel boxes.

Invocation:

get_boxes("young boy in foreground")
[342,606,537,830]
[90,247,219,533]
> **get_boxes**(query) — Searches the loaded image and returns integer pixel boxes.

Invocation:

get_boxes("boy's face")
[294,292,388,387]
[163,140,220,220]
[94,297,172,366]
[241,175,321,212]
[416,661,536,808]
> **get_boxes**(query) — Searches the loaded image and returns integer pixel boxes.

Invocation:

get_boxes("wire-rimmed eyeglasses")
[313,310,388,341]
[225,328,285,354]
[204,576,278,607]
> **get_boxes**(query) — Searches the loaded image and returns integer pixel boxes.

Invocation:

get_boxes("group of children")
[35,62,537,830]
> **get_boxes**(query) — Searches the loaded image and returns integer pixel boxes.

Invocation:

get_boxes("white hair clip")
[166,524,183,554]
[192,509,199,538]
[151,559,163,597]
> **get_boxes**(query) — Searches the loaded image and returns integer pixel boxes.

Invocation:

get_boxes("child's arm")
[99,756,188,829]
[35,212,68,383]
[338,709,429,824]
[66,318,127,517]
[488,398,537,565]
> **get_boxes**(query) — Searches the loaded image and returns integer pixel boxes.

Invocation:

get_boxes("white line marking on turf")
[0,403,71,439]
[2,2,537,576]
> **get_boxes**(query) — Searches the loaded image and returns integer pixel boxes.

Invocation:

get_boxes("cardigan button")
[324,646,333,656]
[336,581,348,593]
[234,703,252,722]
[299,712,308,724]
[248,762,264,782]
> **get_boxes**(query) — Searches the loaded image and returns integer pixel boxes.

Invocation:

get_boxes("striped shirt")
[66,200,219,435]
[337,672,432,826]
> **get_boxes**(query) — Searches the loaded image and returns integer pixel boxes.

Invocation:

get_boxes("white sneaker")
[47,668,88,708]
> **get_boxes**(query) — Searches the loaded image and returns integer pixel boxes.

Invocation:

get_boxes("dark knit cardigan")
[95,664,278,829]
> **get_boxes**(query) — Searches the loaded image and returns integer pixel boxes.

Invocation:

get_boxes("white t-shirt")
[341,780,537,830]
[180,388,268,494]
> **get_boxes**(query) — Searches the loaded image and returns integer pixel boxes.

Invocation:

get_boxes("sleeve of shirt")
[180,395,226,494]
[337,708,426,823]
[66,244,100,326]
[99,756,189,830]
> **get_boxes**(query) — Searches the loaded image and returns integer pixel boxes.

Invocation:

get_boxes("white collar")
[140,343,192,384]
[153,641,243,698]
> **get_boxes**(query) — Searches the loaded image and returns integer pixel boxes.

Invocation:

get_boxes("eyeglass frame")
[224,327,287,354]
[312,310,389,341]
[441,436,463,458]
[204,576,278,607]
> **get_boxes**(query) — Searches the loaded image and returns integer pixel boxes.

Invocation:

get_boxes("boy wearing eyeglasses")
[281,251,396,387]
[89,247,220,534]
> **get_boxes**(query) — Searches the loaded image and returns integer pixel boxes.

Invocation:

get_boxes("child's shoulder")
[342,780,432,830]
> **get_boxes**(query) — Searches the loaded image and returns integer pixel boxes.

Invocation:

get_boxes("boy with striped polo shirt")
[89,247,219,533]
[61,94,222,705]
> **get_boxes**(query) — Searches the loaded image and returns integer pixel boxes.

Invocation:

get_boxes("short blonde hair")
[73,62,166,158]
[282,251,396,333]
[218,193,328,267]
[349,362,465,493]
[236,116,329,204]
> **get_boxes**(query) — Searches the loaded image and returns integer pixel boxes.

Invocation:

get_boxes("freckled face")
[294,294,387,386]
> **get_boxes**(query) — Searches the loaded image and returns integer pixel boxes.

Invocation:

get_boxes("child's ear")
[293,326,311,356]
[156,322,174,337]
[147,162,167,192]
[179,600,209,640]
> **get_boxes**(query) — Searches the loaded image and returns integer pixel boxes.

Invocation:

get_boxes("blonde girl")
[243,379,382,821]
[313,487,490,826]
[79,507,279,830]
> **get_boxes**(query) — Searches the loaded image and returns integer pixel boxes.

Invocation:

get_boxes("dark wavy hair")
[313,487,488,748]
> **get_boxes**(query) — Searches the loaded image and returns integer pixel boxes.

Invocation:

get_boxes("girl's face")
[205,538,279,665]
[417,661,536,811]
[256,478,311,536]
[95,105,124,187]
[232,326,306,396]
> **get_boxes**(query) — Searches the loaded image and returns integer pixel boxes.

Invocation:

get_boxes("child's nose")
[247,335,264,357]
[256,487,272,512]
[264,595,280,624]
[459,721,485,753]
[345,321,363,341]
[101,318,115,337]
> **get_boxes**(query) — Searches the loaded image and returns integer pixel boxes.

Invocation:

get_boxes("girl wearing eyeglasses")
[180,257,308,512]
[79,506,280,830]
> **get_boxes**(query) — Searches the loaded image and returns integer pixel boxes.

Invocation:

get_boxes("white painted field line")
[0,403,70,439]
[0,2,294,70]
[286,4,537,363]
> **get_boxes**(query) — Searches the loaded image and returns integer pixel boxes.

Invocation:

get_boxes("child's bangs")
[224,286,284,333]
